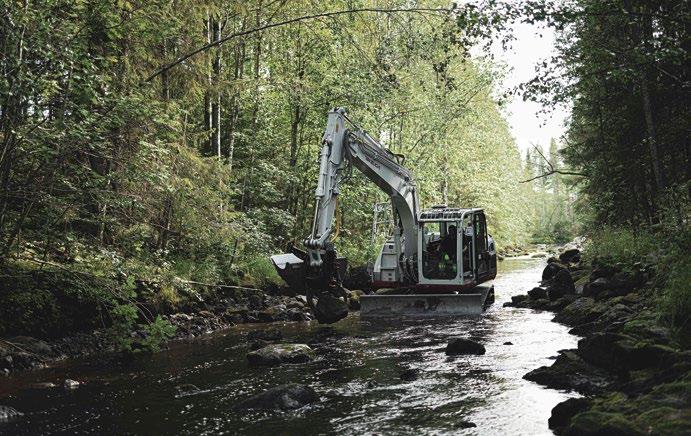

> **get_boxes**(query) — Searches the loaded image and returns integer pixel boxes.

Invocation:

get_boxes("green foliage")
[0,0,538,344]
[581,225,690,346]
[657,228,691,347]
[581,227,658,266]
[140,316,177,353]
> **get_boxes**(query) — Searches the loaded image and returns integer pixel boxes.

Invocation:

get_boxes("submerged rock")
[399,368,420,381]
[234,384,319,410]
[247,328,282,342]
[0,405,23,422]
[247,344,315,366]
[445,338,486,355]
[456,420,477,428]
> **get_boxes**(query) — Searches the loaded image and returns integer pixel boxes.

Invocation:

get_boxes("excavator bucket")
[270,252,307,290]
[359,285,494,318]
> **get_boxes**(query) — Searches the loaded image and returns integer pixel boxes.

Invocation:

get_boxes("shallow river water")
[0,258,579,435]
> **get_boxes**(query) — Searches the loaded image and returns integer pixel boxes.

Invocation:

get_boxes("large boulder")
[314,294,348,324]
[523,351,612,395]
[0,405,23,421]
[234,384,319,410]
[552,269,576,295]
[445,338,485,355]
[582,277,611,298]
[559,248,581,264]
[247,344,315,366]
[549,397,593,431]
[542,262,566,282]
[577,333,677,372]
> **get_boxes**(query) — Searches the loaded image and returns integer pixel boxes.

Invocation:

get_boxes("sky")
[488,21,570,155]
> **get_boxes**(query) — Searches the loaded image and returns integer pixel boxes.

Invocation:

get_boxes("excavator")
[271,108,497,324]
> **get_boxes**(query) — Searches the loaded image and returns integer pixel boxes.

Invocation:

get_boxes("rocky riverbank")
[0,287,334,377]
[508,246,690,435]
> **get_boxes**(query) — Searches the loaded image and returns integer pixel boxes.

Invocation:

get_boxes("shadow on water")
[0,258,578,435]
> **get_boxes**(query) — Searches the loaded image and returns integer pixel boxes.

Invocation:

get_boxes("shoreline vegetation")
[508,231,690,435]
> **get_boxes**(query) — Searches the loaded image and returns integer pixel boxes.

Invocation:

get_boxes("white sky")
[486,21,570,155]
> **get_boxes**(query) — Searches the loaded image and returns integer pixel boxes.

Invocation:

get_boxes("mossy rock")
[634,407,691,435]
[246,343,315,366]
[566,411,644,436]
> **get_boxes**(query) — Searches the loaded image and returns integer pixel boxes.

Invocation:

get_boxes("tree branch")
[520,144,586,182]
[520,169,587,183]
[144,7,452,82]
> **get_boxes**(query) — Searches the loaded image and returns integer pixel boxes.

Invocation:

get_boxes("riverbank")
[0,287,319,377]
[508,246,690,434]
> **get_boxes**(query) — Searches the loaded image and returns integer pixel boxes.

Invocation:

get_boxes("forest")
[0,0,689,434]
[0,0,688,351]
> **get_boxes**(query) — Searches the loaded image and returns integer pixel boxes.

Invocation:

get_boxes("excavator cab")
[417,207,497,290]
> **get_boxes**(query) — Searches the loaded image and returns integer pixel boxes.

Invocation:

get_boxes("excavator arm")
[272,107,420,323]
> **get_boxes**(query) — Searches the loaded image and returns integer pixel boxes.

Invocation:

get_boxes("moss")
[567,411,644,436]
[635,407,691,435]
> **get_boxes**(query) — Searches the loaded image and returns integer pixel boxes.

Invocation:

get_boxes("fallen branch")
[178,280,264,293]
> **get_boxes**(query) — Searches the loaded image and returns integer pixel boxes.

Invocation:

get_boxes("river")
[0,258,579,435]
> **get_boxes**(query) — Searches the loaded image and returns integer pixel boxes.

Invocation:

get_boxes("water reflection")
[0,258,578,435]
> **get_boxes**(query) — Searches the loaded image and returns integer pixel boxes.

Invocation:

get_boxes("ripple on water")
[0,258,578,435]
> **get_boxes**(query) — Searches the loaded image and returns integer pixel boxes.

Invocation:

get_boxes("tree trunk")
[211,17,222,159]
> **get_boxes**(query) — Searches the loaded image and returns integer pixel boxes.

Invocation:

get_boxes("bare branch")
[520,169,587,183]
[520,144,585,183]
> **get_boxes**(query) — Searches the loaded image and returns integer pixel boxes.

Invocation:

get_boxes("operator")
[440,224,458,261]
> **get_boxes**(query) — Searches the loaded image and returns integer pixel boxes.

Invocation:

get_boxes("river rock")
[528,287,547,300]
[547,295,577,311]
[314,294,349,324]
[553,297,600,326]
[64,379,80,389]
[399,368,420,381]
[523,350,611,395]
[286,307,311,321]
[552,269,576,295]
[576,332,677,373]
[559,248,581,264]
[234,384,319,410]
[511,294,528,304]
[548,397,592,431]
[542,263,565,281]
[247,344,315,366]
[456,421,477,428]
[445,338,485,355]
[0,405,23,421]
[564,410,643,436]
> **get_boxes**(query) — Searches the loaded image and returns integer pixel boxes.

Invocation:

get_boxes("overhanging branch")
[145,7,452,83]
[520,144,585,183]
